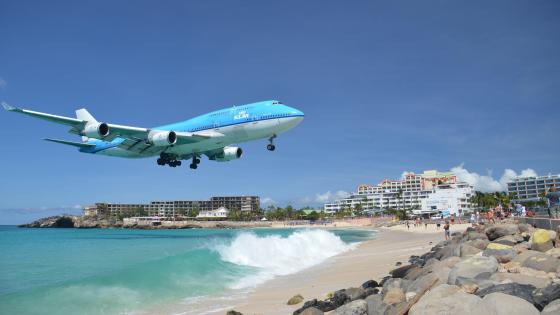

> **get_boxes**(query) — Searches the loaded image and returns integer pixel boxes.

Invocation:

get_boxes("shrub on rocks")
[447,255,498,285]
[472,292,539,315]
[531,229,554,252]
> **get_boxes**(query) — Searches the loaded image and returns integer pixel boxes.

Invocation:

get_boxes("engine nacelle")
[215,146,243,162]
[148,130,177,146]
[82,122,110,138]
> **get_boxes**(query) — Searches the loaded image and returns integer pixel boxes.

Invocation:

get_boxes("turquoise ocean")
[0,226,374,315]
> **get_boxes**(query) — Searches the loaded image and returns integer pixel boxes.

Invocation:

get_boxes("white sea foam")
[215,229,354,289]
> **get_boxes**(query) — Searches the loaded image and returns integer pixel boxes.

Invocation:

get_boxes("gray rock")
[485,224,520,241]
[365,295,388,315]
[345,287,366,301]
[483,247,517,263]
[460,243,483,257]
[489,273,551,289]
[299,307,324,315]
[512,250,559,273]
[441,256,462,268]
[532,283,560,311]
[545,248,560,258]
[448,256,499,285]
[382,278,410,294]
[493,234,524,246]
[472,292,539,315]
[389,264,417,278]
[226,311,243,315]
[409,284,481,315]
[467,238,490,250]
[331,299,367,315]
[475,283,536,305]
[405,273,439,301]
[361,280,379,289]
[467,231,488,241]
[382,287,405,305]
[541,299,560,315]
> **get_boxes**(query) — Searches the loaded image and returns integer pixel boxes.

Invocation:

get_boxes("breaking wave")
[215,229,354,288]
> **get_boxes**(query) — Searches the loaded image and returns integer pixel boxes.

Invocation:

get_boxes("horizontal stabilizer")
[2,102,17,111]
[44,138,96,148]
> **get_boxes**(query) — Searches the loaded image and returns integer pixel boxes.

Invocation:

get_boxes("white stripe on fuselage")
[96,116,303,159]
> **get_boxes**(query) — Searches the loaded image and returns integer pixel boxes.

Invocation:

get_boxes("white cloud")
[314,190,350,203]
[451,164,538,192]
[0,77,6,89]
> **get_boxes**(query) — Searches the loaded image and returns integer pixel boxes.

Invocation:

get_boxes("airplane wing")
[2,102,223,153]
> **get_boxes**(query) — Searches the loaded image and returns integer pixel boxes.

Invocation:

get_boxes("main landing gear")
[267,135,276,151]
[189,156,201,169]
[157,153,182,168]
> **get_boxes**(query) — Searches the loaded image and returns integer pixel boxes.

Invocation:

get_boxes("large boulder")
[299,308,324,315]
[389,264,417,278]
[489,272,551,289]
[361,280,379,289]
[493,234,524,246]
[448,256,499,285]
[541,299,560,315]
[475,283,536,305]
[532,283,560,311]
[512,251,559,273]
[345,287,366,301]
[531,229,554,252]
[330,299,367,315]
[365,295,388,315]
[405,273,439,302]
[441,256,462,268]
[467,231,488,241]
[460,243,482,257]
[483,243,516,263]
[382,278,410,294]
[409,284,481,315]
[382,287,405,305]
[485,224,520,241]
[472,292,539,315]
[545,247,560,258]
[467,239,490,250]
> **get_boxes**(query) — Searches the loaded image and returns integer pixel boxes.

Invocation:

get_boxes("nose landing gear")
[267,135,276,151]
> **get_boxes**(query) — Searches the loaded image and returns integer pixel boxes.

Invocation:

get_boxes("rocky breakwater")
[19,215,123,228]
[271,221,560,315]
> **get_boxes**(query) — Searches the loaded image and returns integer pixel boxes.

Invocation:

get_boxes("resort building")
[83,196,259,219]
[324,170,473,216]
[507,174,560,202]
[417,183,474,217]
[196,207,229,219]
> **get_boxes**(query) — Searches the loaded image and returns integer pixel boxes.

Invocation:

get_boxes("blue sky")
[1,1,559,224]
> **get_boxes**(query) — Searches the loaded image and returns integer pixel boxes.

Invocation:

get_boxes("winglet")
[2,102,16,111]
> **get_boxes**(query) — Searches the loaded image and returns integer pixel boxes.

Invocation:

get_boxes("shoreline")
[167,225,457,315]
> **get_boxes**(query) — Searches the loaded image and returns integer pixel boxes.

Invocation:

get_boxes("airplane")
[2,100,304,170]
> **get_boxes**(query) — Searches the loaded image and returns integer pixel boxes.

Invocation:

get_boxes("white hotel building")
[507,174,560,202]
[324,170,474,217]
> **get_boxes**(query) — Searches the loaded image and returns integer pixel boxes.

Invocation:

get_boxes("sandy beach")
[205,224,470,315]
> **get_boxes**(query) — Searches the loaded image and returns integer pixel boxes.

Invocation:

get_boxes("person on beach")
[436,221,441,230]
[443,221,450,240]
[406,221,410,230]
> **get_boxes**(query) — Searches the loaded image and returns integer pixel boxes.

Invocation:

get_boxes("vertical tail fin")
[75,108,97,142]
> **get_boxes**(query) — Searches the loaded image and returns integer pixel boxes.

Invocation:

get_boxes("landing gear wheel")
[267,144,276,151]
[194,158,200,164]
[189,163,198,169]
[157,158,165,166]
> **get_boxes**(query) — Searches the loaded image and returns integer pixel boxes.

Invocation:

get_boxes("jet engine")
[148,130,177,146]
[82,122,110,138]
[215,146,243,162]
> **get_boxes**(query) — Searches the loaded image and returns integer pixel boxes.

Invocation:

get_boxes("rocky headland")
[227,220,560,315]
[18,215,273,229]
